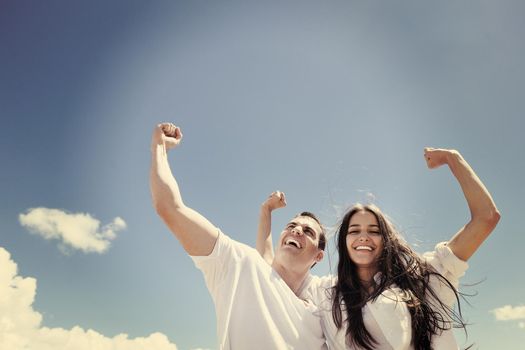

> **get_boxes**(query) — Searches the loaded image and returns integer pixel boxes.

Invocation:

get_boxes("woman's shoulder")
[422,242,469,279]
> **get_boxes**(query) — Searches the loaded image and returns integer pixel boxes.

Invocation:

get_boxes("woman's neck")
[357,266,378,292]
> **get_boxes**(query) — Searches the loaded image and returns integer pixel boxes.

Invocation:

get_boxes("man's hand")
[151,123,183,151]
[424,147,460,169]
[262,191,287,212]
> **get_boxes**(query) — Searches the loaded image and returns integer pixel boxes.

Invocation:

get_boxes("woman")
[256,148,500,349]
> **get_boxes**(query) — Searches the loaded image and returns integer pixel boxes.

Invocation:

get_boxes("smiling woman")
[345,209,384,284]
[331,203,467,350]
[324,148,501,350]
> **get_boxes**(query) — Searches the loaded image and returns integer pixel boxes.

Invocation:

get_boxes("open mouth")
[284,238,302,249]
[354,245,373,251]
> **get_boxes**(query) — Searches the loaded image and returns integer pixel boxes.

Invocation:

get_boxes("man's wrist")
[151,142,167,156]
[260,205,273,214]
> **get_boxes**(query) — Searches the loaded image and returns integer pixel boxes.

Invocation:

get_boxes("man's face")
[274,216,324,270]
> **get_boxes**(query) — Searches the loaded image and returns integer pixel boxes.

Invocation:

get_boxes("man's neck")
[271,262,309,296]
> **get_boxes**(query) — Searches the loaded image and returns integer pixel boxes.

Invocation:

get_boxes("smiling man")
[150,123,327,350]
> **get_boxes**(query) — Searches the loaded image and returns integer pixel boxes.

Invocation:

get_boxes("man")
[150,123,327,349]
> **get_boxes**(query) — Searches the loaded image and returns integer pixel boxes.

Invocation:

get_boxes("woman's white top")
[305,242,469,350]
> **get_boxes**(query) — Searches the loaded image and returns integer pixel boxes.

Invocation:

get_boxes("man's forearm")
[256,206,274,264]
[150,143,184,213]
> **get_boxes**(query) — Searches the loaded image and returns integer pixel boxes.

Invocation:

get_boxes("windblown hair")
[331,204,467,350]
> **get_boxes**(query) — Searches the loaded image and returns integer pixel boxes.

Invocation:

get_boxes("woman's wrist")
[445,149,462,165]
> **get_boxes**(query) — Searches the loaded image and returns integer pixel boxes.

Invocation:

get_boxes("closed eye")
[348,230,380,235]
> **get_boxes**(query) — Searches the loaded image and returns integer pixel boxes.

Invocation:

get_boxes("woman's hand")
[424,147,460,169]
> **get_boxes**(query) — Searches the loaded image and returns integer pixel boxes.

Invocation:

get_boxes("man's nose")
[292,227,303,235]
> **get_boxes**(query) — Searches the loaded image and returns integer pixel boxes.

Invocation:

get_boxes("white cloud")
[519,322,525,329]
[491,305,525,321]
[0,246,179,350]
[19,208,126,254]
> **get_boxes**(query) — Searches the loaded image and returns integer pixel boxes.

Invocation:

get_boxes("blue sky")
[1,1,524,349]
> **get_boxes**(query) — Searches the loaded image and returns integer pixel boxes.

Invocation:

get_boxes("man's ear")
[310,250,325,269]
[315,250,324,263]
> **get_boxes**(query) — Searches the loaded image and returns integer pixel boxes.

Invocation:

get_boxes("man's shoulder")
[191,230,270,287]
[191,230,248,264]
[310,273,337,287]
[300,274,336,298]
[212,230,268,266]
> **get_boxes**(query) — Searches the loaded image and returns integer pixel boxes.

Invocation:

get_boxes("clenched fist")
[151,122,183,151]
[424,147,460,169]
[262,191,287,211]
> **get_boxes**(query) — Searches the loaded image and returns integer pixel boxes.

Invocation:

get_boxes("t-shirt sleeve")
[422,242,469,306]
[301,274,336,308]
[190,229,241,293]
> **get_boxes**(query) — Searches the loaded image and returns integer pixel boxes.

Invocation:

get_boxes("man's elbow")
[152,192,183,215]
[154,202,167,218]
[153,198,168,217]
[154,204,187,240]
[153,200,179,222]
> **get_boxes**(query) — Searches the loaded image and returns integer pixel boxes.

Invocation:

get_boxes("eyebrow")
[349,224,379,228]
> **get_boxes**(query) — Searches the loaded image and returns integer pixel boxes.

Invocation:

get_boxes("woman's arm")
[256,191,286,265]
[424,148,500,261]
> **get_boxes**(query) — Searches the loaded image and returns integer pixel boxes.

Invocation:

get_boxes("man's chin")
[280,244,303,252]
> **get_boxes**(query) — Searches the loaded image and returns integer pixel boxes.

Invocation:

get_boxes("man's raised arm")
[256,191,286,265]
[150,123,218,256]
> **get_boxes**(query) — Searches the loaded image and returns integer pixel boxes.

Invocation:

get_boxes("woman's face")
[346,210,384,271]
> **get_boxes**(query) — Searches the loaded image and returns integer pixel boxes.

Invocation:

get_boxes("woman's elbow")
[482,208,501,231]
[490,209,501,227]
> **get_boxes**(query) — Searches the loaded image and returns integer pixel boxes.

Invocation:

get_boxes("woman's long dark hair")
[331,204,468,350]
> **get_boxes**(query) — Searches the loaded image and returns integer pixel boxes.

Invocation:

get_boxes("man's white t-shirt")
[191,230,327,350]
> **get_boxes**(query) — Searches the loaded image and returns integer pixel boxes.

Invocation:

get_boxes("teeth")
[285,238,302,249]
[355,246,373,251]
